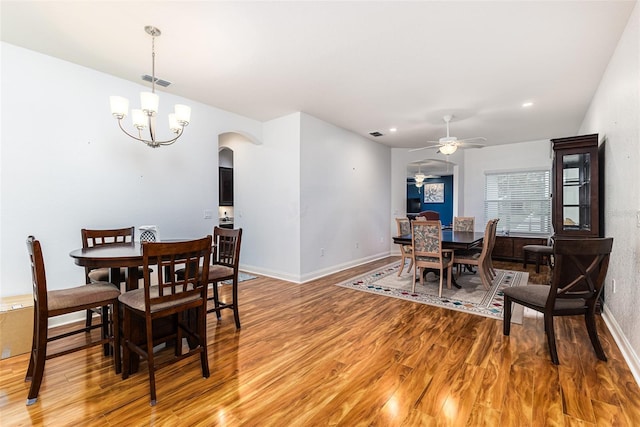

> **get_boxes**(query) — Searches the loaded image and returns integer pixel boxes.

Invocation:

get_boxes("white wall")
[579,1,640,379]
[0,42,262,298]
[224,113,302,282]
[300,113,391,281]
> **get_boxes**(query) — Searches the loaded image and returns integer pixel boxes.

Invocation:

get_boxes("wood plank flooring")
[1,257,639,426]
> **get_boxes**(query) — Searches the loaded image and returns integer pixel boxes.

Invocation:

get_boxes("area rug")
[221,271,257,284]
[336,261,527,322]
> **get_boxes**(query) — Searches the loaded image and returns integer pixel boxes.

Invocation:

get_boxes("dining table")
[393,230,485,288]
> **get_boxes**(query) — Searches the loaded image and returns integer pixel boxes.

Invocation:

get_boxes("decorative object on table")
[503,237,613,365]
[138,225,160,242]
[118,236,212,405]
[81,226,137,328]
[109,26,190,147]
[336,261,527,322]
[423,183,445,203]
[409,115,486,156]
[24,236,121,406]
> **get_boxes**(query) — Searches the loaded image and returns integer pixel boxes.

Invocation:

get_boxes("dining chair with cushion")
[81,226,138,329]
[503,237,613,364]
[523,236,555,274]
[411,220,454,297]
[417,210,440,221]
[453,219,498,290]
[176,227,243,329]
[118,236,212,405]
[395,218,413,276]
[453,216,475,232]
[24,236,121,406]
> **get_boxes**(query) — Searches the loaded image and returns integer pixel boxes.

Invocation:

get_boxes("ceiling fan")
[411,115,486,155]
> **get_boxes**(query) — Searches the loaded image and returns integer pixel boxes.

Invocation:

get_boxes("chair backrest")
[411,220,444,258]
[548,237,613,309]
[488,218,499,253]
[214,226,242,271]
[26,236,48,316]
[476,219,498,262]
[395,218,411,236]
[141,236,212,313]
[418,210,440,221]
[82,227,135,248]
[453,216,475,232]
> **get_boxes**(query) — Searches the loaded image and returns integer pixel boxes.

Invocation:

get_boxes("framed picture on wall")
[424,183,444,203]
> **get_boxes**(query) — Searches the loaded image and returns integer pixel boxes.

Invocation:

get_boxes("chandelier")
[109,26,190,148]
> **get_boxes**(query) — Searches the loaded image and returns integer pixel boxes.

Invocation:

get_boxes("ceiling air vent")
[369,131,384,137]
[141,74,172,87]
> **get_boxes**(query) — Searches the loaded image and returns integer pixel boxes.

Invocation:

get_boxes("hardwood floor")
[2,256,639,426]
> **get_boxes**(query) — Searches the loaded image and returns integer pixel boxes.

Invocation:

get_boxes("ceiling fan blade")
[408,144,443,152]
[458,136,487,143]
[457,141,485,149]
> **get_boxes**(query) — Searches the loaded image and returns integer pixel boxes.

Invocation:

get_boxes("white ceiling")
[1,1,635,150]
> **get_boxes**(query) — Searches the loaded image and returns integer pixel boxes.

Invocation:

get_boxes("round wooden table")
[70,243,144,292]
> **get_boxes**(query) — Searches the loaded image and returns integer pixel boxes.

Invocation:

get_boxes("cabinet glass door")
[562,153,591,232]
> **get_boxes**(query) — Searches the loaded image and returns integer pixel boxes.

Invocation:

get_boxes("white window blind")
[484,169,551,235]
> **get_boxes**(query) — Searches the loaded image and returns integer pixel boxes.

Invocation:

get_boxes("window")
[484,169,551,235]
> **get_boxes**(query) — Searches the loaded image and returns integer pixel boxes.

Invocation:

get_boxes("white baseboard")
[602,305,640,387]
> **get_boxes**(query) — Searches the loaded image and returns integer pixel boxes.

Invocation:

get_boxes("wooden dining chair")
[503,237,613,364]
[411,220,454,297]
[453,219,498,290]
[177,227,244,329]
[118,236,212,405]
[81,227,137,329]
[453,216,475,232]
[24,236,121,405]
[395,218,413,276]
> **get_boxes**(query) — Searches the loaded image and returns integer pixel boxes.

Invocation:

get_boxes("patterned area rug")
[336,261,527,323]
[221,272,257,284]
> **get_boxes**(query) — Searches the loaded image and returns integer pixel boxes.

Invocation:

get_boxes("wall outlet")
[203,210,213,219]
[355,242,359,249]
[320,248,325,257]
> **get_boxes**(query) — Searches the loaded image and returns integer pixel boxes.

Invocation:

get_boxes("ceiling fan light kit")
[410,114,486,155]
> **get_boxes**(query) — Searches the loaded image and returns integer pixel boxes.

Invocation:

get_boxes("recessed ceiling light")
[389,127,397,132]
[522,102,533,108]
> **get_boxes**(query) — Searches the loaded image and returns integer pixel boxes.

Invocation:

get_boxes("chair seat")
[523,245,553,254]
[118,285,199,313]
[453,251,481,262]
[415,254,452,264]
[503,285,586,310]
[48,282,120,312]
[175,264,234,281]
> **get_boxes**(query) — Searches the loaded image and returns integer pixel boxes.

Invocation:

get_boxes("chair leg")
[211,281,222,320]
[398,255,405,276]
[544,314,560,365]
[585,311,607,361]
[101,305,110,356]
[85,308,93,329]
[26,313,48,405]
[199,305,210,378]
[121,308,131,380]
[503,297,512,335]
[145,317,157,406]
[232,280,241,329]
[412,267,417,293]
[111,302,121,375]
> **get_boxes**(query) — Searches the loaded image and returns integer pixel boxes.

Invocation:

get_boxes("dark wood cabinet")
[492,235,547,261]
[219,167,233,206]
[551,134,602,238]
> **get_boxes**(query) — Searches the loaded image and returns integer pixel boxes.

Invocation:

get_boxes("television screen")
[407,198,421,213]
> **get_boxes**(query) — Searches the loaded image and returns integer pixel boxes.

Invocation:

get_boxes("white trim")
[602,305,640,387]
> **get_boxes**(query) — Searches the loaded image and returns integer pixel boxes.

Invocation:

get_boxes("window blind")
[484,169,551,235]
